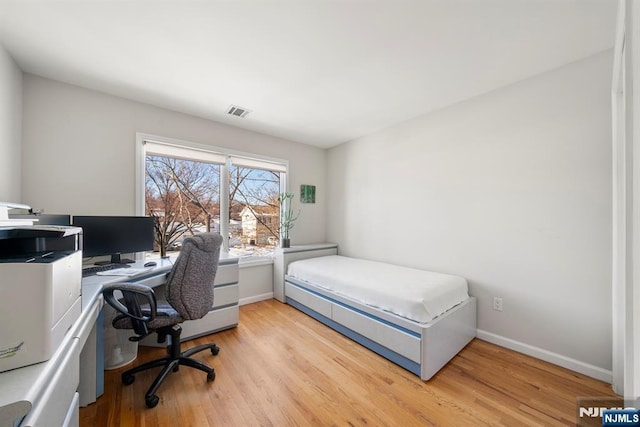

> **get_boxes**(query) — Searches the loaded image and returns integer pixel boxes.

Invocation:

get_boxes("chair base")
[121,324,219,408]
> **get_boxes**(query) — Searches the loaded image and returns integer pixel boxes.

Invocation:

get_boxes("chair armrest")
[102,282,158,322]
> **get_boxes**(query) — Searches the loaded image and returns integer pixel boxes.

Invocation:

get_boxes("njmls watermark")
[578,397,640,427]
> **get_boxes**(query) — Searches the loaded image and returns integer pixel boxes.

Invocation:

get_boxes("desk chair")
[102,233,223,408]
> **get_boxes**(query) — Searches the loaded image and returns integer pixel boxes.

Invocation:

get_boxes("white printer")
[0,226,82,373]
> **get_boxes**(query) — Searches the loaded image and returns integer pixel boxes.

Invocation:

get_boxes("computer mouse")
[144,261,157,267]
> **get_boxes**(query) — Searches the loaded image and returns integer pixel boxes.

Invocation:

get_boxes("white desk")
[0,255,238,427]
[0,264,105,427]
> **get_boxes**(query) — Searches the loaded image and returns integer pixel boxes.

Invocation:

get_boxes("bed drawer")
[332,304,421,364]
[285,282,332,319]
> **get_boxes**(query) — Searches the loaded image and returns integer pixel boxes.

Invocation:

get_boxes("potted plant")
[278,192,299,248]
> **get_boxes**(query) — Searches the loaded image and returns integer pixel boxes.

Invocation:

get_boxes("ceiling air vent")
[227,105,251,118]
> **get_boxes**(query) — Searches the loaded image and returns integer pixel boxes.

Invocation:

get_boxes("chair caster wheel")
[146,395,159,408]
[211,345,220,356]
[207,371,216,382]
[122,374,135,385]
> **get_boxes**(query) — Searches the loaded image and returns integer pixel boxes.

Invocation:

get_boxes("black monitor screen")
[72,215,155,264]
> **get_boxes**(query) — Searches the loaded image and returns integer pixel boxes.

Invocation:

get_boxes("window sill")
[237,256,274,268]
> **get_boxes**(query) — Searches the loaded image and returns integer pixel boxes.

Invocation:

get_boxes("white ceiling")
[0,0,617,148]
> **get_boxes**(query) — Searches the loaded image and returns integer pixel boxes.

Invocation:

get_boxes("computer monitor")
[72,215,155,264]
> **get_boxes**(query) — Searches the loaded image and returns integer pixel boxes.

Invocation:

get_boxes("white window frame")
[135,133,288,255]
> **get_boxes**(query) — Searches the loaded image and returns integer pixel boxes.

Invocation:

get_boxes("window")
[145,155,221,253]
[136,134,287,259]
[229,165,281,256]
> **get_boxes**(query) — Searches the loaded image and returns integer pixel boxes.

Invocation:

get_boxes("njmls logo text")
[577,397,640,426]
[579,407,640,427]
[602,409,640,426]
[579,407,624,418]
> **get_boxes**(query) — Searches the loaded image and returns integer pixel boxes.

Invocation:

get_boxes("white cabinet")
[273,243,338,302]
[20,338,81,427]
[139,258,239,347]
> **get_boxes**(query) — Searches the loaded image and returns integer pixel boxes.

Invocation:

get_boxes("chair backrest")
[165,233,223,320]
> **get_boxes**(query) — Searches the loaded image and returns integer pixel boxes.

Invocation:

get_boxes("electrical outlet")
[493,297,503,312]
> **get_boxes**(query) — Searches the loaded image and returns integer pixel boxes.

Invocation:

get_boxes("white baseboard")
[476,329,612,384]
[239,292,273,306]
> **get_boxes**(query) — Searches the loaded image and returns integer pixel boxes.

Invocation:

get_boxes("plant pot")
[281,238,290,248]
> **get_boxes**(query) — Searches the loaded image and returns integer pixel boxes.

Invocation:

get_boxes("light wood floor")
[80,299,617,426]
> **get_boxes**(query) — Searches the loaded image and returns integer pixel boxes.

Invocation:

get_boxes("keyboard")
[82,263,131,277]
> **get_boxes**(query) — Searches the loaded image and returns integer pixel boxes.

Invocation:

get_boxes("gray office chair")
[102,233,223,408]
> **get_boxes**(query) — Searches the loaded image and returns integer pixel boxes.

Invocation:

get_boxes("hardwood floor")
[80,299,617,426]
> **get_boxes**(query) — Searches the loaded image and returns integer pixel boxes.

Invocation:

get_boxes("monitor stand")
[95,253,135,265]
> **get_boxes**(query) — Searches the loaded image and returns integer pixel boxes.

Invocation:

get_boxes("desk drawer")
[180,306,238,341]
[214,264,239,286]
[62,393,79,427]
[213,284,239,308]
[141,305,239,347]
[21,338,80,427]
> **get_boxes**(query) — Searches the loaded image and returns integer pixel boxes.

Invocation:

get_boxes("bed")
[279,249,476,381]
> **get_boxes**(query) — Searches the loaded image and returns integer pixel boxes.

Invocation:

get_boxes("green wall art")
[300,185,316,203]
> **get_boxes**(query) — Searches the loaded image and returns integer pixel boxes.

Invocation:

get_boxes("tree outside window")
[144,152,282,258]
[229,166,280,255]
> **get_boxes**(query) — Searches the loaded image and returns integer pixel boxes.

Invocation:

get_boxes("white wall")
[327,51,613,377]
[0,43,22,202]
[238,263,274,305]
[21,75,326,245]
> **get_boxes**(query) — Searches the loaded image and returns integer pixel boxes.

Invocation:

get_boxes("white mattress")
[287,255,469,323]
